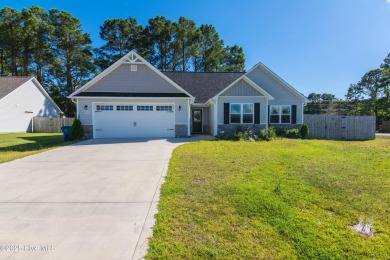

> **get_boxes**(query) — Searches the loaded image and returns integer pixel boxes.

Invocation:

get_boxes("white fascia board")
[31,77,63,113]
[69,53,133,97]
[242,76,274,100]
[71,96,192,100]
[69,50,194,99]
[209,75,274,101]
[246,63,309,103]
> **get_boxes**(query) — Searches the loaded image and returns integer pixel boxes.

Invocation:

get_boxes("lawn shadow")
[0,135,66,152]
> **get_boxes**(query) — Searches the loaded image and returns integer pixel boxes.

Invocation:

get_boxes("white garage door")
[93,103,175,138]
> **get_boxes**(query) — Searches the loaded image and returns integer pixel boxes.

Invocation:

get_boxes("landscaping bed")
[147,137,390,259]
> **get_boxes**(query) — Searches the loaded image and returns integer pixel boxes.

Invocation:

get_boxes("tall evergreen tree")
[173,17,199,71]
[221,45,245,72]
[48,9,95,116]
[21,6,54,83]
[198,24,225,72]
[94,17,143,71]
[145,16,173,71]
[0,7,22,76]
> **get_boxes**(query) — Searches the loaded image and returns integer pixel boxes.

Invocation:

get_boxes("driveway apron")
[0,138,186,260]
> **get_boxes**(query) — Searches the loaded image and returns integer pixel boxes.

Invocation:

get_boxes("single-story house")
[0,76,62,133]
[69,51,308,138]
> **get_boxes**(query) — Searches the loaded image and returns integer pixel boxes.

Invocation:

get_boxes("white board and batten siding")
[0,80,60,133]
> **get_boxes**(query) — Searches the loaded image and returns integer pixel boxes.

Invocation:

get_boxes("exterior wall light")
[178,105,182,111]
[84,105,88,110]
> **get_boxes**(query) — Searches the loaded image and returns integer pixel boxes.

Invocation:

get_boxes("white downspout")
[265,98,269,130]
[214,99,218,136]
[187,99,191,137]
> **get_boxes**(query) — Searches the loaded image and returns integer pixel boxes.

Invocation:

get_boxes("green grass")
[147,137,390,259]
[0,133,75,163]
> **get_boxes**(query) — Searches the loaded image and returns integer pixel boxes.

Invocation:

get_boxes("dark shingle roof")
[163,72,245,103]
[74,92,189,98]
[0,76,31,100]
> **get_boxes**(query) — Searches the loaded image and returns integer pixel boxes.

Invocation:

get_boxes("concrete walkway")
[0,138,195,259]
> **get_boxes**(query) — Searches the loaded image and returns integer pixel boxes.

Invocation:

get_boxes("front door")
[192,109,202,133]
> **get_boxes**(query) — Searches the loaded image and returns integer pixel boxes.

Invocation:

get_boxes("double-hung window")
[270,105,291,124]
[230,104,254,124]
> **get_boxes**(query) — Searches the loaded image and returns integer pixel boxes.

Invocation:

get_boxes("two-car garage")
[93,103,175,138]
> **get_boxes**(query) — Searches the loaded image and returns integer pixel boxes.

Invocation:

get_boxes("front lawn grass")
[147,137,390,259]
[0,133,74,163]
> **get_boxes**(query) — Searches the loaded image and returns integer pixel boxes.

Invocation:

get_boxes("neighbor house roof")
[163,72,245,103]
[0,76,31,100]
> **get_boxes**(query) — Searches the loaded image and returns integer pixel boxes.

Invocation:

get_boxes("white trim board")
[211,75,274,101]
[246,63,309,103]
[69,51,194,99]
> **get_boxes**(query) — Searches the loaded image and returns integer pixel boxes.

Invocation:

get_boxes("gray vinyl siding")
[217,96,267,125]
[0,80,60,133]
[221,79,263,97]
[77,98,189,126]
[247,67,304,124]
[87,64,181,93]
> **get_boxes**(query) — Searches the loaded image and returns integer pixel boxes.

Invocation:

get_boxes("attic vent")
[131,65,137,72]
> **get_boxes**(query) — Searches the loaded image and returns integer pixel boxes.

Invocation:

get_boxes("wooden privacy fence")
[304,115,376,140]
[32,117,74,133]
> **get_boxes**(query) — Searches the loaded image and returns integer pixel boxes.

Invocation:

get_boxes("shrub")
[286,128,300,139]
[300,124,309,139]
[235,130,259,141]
[275,128,287,138]
[70,118,84,140]
[260,127,277,141]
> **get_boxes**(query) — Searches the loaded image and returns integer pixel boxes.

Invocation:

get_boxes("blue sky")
[2,0,390,98]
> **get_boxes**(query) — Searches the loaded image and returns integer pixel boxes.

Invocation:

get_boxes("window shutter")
[268,105,270,124]
[254,103,260,124]
[224,103,230,124]
[292,105,297,124]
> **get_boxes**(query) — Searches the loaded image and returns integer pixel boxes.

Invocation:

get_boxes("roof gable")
[215,76,274,100]
[246,63,308,102]
[70,51,193,98]
[0,77,31,100]
[0,76,62,113]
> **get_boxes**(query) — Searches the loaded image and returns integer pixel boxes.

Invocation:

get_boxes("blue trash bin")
[61,126,71,142]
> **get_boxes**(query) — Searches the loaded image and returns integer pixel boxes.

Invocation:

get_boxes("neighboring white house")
[0,76,62,133]
[69,51,308,139]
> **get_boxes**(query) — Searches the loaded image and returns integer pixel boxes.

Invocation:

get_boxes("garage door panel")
[93,104,175,138]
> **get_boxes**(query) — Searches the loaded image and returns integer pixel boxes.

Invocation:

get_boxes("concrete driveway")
[0,138,188,260]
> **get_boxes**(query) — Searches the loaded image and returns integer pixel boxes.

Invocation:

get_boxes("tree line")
[305,53,390,129]
[0,6,245,116]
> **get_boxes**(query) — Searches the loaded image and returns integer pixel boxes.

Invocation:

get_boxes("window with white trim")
[156,105,173,111]
[96,105,113,111]
[137,105,153,111]
[270,105,291,124]
[116,105,133,111]
[230,103,254,124]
